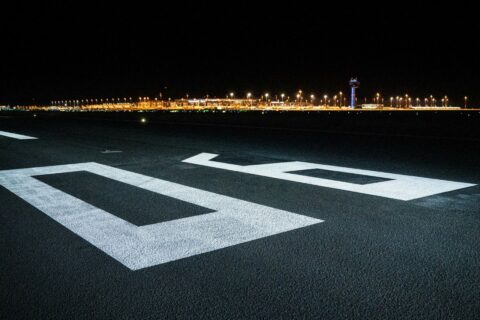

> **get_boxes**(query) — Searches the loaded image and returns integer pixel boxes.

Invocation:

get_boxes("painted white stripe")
[0,130,37,140]
[183,153,476,201]
[101,150,123,154]
[0,162,322,270]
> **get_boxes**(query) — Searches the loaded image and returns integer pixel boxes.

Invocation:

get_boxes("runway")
[1,115,479,319]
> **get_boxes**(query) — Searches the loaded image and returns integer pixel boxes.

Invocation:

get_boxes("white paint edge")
[0,130,38,140]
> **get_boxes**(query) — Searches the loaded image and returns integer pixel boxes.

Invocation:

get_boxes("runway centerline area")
[1,117,479,320]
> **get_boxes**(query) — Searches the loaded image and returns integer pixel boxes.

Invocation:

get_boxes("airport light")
[245,92,252,107]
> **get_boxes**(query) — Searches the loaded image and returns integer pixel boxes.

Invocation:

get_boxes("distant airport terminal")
[3,96,472,112]
[1,79,475,112]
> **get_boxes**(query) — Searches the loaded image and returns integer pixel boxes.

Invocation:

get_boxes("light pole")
[464,96,468,108]
[297,90,303,106]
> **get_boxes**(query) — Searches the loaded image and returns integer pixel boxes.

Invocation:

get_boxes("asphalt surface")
[1,115,479,319]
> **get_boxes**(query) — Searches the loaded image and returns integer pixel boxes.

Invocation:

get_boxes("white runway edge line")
[0,130,37,140]
[0,162,322,270]
[183,153,476,201]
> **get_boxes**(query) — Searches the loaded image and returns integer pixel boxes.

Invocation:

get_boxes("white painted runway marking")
[101,150,123,154]
[0,130,37,140]
[0,162,322,270]
[183,153,476,201]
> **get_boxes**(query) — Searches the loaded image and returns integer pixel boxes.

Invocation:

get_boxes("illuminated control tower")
[349,78,360,108]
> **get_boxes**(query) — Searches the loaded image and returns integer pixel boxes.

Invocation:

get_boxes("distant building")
[360,104,383,109]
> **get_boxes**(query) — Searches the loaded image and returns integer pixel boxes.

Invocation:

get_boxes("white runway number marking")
[0,130,37,140]
[0,162,322,270]
[183,153,476,201]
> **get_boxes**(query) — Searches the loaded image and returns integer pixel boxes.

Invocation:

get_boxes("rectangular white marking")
[183,153,476,201]
[0,162,322,270]
[0,130,37,140]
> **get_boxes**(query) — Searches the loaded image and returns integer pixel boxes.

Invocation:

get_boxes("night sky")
[1,3,479,105]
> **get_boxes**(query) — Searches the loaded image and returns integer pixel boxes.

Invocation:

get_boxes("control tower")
[349,78,360,108]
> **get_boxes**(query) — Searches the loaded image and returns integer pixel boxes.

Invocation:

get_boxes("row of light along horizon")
[45,91,470,109]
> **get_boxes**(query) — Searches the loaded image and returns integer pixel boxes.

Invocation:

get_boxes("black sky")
[1,3,479,105]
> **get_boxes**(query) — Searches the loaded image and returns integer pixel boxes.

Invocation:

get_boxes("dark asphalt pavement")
[1,115,479,319]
